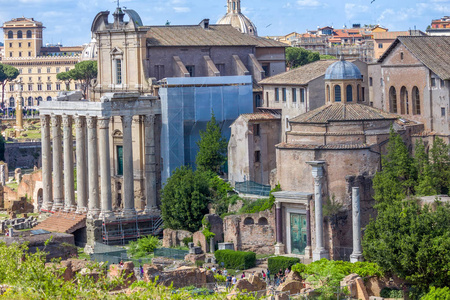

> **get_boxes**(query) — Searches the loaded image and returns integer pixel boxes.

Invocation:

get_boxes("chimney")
[200,19,210,29]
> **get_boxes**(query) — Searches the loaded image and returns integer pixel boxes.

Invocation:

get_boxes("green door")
[117,145,123,176]
[290,213,307,255]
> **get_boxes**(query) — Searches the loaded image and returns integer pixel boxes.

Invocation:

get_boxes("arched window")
[357,84,361,101]
[7,31,13,39]
[20,97,24,106]
[36,96,42,105]
[46,96,52,101]
[17,31,23,39]
[9,97,14,107]
[26,30,32,38]
[389,86,397,113]
[334,85,341,102]
[258,217,268,225]
[412,86,420,115]
[346,85,353,102]
[243,217,254,225]
[326,85,330,102]
[400,86,408,114]
[27,97,33,106]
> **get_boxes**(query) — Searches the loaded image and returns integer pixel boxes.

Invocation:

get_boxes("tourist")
[285,267,290,277]
[223,268,228,276]
[266,268,270,280]
[119,260,124,268]
[241,272,245,279]
[274,274,279,286]
[262,270,266,281]
[232,275,237,285]
[211,266,216,273]
[226,274,232,290]
[217,269,222,275]
[139,265,144,279]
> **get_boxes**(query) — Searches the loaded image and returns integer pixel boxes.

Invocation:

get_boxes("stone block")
[162,228,193,248]
[356,277,370,300]
[193,231,208,253]
[189,246,203,255]
[218,242,234,250]
[184,253,206,264]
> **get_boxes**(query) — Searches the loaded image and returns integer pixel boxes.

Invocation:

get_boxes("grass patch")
[77,247,90,260]
[6,181,18,191]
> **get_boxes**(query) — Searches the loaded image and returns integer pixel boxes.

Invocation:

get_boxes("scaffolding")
[101,214,163,246]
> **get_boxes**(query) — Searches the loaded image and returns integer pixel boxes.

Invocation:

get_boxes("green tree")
[160,166,210,232]
[0,63,19,105]
[57,61,97,99]
[56,70,75,90]
[429,137,450,194]
[285,47,320,69]
[372,127,416,210]
[196,112,227,173]
[362,199,450,291]
[0,134,5,161]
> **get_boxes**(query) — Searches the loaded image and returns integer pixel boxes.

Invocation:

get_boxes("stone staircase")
[34,211,87,234]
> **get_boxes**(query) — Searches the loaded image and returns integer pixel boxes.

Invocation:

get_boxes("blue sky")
[0,0,448,46]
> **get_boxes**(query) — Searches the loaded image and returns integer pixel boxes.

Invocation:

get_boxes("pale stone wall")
[223,209,275,254]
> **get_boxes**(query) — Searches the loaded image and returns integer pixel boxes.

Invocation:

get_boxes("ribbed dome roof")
[217,13,257,36]
[325,58,362,80]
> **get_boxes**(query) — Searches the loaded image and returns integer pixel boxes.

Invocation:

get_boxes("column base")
[144,206,160,215]
[274,242,285,255]
[99,211,116,221]
[350,252,364,263]
[304,245,312,259]
[87,209,101,220]
[76,207,87,214]
[312,248,329,261]
[51,203,64,212]
[122,208,136,218]
[64,205,77,212]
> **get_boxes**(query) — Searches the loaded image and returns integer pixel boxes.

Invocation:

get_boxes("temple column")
[98,117,114,220]
[40,114,52,211]
[144,115,158,213]
[62,115,76,211]
[75,115,88,213]
[122,115,136,217]
[87,116,100,219]
[274,200,285,255]
[307,161,329,261]
[51,115,64,211]
[304,201,312,259]
[350,187,364,262]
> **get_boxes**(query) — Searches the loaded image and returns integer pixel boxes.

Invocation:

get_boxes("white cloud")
[345,3,369,20]
[173,7,190,13]
[296,0,321,8]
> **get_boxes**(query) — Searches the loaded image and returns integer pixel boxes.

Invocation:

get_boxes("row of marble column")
[40,113,158,219]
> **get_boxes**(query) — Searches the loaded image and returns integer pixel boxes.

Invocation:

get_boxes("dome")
[217,0,258,36]
[325,58,362,80]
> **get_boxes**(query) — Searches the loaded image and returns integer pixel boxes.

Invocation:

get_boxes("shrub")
[182,236,193,247]
[128,235,160,258]
[215,250,256,270]
[195,260,205,268]
[268,256,300,275]
[214,274,226,282]
[380,287,403,299]
[422,287,450,300]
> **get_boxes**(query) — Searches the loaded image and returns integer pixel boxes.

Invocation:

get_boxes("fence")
[234,181,271,197]
[154,248,189,260]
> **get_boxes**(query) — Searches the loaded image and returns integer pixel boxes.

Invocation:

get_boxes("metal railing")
[234,181,271,197]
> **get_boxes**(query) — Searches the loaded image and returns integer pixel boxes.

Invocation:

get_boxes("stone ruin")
[0,215,38,231]
[0,163,8,186]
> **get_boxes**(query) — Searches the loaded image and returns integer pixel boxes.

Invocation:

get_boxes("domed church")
[217,0,258,36]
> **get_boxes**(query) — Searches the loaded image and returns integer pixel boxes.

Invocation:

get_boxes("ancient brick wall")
[223,209,275,254]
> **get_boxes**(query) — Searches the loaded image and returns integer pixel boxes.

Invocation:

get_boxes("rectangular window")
[431,78,436,87]
[38,76,41,81]
[254,124,260,136]
[37,84,42,91]
[254,151,261,163]
[369,77,373,86]
[300,89,305,103]
[28,52,31,57]
[186,65,195,77]
[47,84,51,91]
[47,68,51,73]
[28,77,32,82]
[28,68,32,74]
[282,88,286,102]
[38,68,41,74]
[292,88,297,102]
[75,83,78,90]
[9,52,12,57]
[28,42,31,47]
[20,84,23,91]
[115,59,122,84]
[441,107,446,117]
[9,85,14,92]
[56,67,60,73]
[19,52,22,57]
[18,42,21,48]
[362,87,365,101]
[9,43,12,47]
[441,79,445,88]
[275,88,279,102]
[56,83,61,90]
[378,43,383,49]
[19,69,22,74]
[65,67,70,72]
[47,76,51,81]
[28,84,32,91]
[117,145,124,176]
[216,63,225,75]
